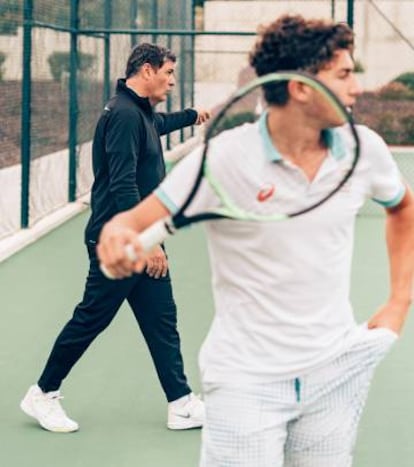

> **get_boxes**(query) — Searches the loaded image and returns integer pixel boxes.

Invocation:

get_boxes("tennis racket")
[102,71,361,275]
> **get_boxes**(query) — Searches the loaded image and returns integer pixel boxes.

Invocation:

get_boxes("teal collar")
[258,111,346,162]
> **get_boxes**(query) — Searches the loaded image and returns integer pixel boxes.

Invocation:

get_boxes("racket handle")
[100,218,175,280]
[137,217,176,253]
[100,263,116,280]
[124,218,175,262]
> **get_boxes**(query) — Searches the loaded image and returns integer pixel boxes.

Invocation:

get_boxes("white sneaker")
[167,393,205,430]
[20,385,79,433]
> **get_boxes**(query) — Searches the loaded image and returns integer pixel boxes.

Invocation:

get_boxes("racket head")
[173,71,361,227]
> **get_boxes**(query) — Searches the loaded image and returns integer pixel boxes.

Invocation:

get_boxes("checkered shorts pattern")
[200,325,397,467]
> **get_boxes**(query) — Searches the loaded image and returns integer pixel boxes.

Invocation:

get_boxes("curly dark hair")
[125,43,176,79]
[249,15,354,105]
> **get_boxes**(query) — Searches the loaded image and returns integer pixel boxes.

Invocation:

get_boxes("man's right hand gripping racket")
[101,71,360,279]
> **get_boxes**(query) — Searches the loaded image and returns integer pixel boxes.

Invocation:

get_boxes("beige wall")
[1,2,412,99]
[195,0,414,102]
[0,29,23,80]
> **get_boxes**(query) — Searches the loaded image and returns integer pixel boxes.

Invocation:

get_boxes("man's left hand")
[195,109,211,125]
[145,245,168,279]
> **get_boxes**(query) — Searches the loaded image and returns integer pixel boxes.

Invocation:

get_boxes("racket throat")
[164,218,176,235]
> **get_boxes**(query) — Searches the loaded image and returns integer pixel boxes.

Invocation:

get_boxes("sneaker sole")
[167,419,203,430]
[20,398,79,433]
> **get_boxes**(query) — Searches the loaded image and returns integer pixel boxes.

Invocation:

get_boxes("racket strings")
[178,72,359,224]
[203,124,355,219]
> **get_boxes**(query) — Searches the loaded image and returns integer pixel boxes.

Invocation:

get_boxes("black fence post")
[21,0,33,228]
[347,0,354,29]
[152,0,158,43]
[179,2,188,144]
[130,0,138,48]
[68,0,79,202]
[179,34,185,143]
[103,0,112,103]
[166,31,172,150]
[190,0,195,137]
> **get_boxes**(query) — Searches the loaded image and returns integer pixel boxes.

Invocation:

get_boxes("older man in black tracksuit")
[21,43,209,433]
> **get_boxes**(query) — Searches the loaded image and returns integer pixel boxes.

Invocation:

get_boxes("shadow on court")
[0,211,412,466]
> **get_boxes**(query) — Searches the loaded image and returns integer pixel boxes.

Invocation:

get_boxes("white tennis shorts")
[200,324,398,467]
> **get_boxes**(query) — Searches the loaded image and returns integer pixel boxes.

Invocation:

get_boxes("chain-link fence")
[1,0,413,242]
[0,0,195,240]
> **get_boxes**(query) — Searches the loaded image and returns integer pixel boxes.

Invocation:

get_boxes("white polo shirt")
[155,114,405,383]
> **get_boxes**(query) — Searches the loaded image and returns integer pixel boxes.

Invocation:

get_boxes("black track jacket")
[85,79,197,244]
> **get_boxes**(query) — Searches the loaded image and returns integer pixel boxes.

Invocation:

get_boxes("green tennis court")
[0,211,413,467]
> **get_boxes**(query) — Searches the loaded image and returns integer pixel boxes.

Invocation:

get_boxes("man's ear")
[287,80,312,103]
[141,62,155,80]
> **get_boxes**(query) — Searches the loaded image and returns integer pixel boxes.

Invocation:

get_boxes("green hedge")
[47,51,95,82]
[377,82,414,101]
[393,72,414,93]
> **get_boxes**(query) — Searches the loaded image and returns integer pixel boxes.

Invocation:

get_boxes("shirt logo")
[257,183,275,202]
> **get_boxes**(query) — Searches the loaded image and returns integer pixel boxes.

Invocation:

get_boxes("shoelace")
[38,393,68,418]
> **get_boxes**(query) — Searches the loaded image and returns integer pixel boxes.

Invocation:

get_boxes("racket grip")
[136,217,176,253]
[100,263,116,280]
[100,218,175,280]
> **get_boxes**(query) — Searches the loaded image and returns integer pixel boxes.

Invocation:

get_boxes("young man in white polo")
[96,15,414,467]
